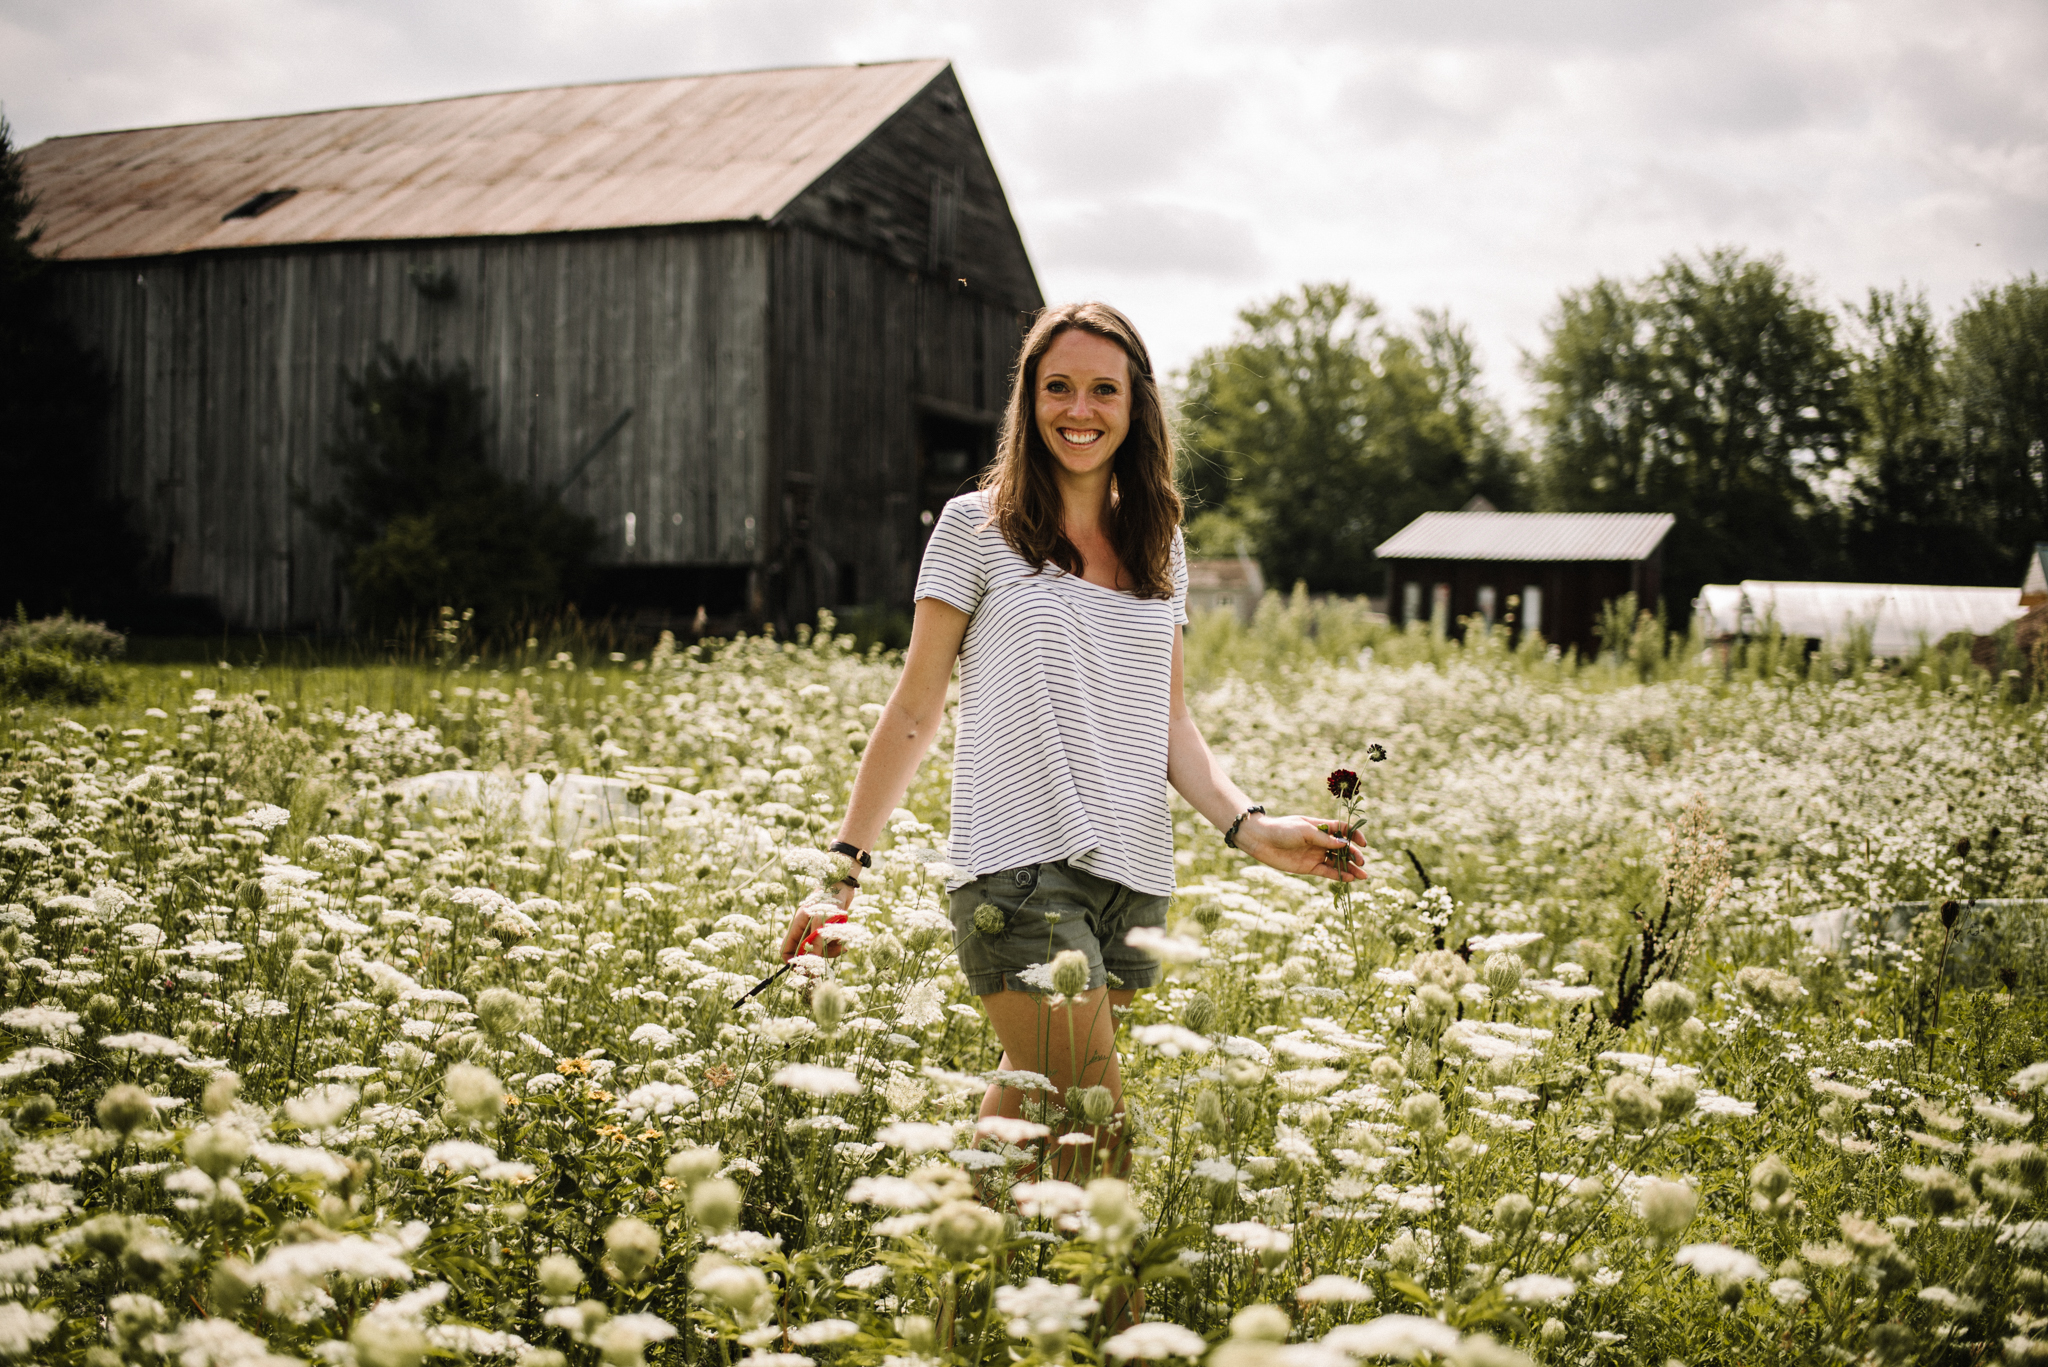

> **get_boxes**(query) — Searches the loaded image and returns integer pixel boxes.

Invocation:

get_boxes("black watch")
[828,840,871,868]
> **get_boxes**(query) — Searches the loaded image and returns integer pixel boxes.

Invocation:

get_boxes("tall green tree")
[1841,288,1996,583]
[0,116,140,620]
[1947,276,2048,579]
[1179,283,1526,596]
[1531,249,1855,615]
[1843,277,2048,587]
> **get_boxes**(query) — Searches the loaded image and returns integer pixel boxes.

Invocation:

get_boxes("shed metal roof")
[1375,511,1675,562]
[19,59,951,261]
[1694,580,2026,657]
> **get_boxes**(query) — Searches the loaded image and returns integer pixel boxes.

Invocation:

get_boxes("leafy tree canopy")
[1178,283,1527,597]
[1530,248,1856,615]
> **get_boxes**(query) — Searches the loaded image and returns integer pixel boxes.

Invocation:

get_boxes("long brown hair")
[980,302,1183,599]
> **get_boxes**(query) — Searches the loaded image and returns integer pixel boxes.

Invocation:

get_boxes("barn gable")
[773,65,1038,313]
[21,62,1044,633]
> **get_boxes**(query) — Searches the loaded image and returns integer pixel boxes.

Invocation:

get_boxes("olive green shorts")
[948,860,1170,998]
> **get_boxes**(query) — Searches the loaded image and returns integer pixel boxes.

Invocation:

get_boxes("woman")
[780,301,1366,1173]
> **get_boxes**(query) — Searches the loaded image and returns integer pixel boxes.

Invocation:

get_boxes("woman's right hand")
[779,881,857,962]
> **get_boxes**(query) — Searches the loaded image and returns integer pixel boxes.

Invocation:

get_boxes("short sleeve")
[914,495,988,616]
[1171,527,1189,626]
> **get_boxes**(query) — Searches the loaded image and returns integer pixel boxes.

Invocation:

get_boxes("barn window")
[1431,583,1450,632]
[222,188,298,220]
[1476,585,1497,625]
[1401,581,1420,625]
[1523,585,1544,636]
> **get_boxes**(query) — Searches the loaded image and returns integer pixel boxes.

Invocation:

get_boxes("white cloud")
[3,0,2042,419]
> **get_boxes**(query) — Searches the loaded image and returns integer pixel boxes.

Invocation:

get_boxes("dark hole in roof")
[223,188,298,221]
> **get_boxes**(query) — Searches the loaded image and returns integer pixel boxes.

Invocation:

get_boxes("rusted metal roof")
[20,59,951,261]
[1375,511,1675,562]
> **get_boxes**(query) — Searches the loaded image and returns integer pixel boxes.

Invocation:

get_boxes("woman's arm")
[779,596,971,959]
[1165,627,1367,881]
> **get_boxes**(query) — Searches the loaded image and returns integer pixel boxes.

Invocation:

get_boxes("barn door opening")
[917,409,994,542]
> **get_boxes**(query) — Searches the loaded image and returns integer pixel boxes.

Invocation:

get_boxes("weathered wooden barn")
[20,59,1042,631]
[1376,510,1675,656]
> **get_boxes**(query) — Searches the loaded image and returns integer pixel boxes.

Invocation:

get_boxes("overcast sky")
[4,0,2044,420]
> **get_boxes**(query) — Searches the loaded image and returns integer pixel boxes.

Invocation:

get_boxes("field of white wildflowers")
[1,604,2044,1367]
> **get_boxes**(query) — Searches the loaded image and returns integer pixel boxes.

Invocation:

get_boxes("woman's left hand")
[1233,812,1370,881]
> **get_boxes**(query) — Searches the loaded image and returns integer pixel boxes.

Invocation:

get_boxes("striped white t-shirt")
[915,491,1189,897]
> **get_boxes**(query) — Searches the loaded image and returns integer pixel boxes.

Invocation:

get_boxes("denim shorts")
[949,860,1171,998]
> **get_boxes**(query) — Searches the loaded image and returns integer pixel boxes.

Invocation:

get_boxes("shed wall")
[767,225,1030,614]
[50,227,769,630]
[1384,554,1663,657]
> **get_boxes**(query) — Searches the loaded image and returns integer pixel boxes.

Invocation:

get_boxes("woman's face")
[1034,327,1132,481]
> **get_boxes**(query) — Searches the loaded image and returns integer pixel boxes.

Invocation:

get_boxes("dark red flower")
[1327,769,1360,800]
[1367,743,1388,763]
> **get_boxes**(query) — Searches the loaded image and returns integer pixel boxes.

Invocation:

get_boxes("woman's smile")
[1035,328,1131,473]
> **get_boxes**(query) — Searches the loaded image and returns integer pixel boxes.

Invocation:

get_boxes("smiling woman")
[781,302,1369,1235]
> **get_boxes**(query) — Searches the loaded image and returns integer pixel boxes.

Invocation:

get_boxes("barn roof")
[19,59,954,260]
[1375,511,1675,562]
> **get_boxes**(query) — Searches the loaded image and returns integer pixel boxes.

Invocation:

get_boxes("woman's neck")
[1055,465,1115,543]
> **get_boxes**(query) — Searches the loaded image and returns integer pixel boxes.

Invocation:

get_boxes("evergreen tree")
[0,116,139,620]
[304,347,596,639]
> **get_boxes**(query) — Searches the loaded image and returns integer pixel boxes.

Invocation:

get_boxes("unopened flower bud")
[930,1199,1004,1261]
[1493,1192,1535,1234]
[1400,1092,1443,1135]
[537,1253,583,1301]
[97,1083,155,1138]
[811,981,848,1034]
[1230,1305,1290,1342]
[604,1217,662,1283]
[1638,1178,1697,1247]
[1642,980,1697,1031]
[1195,1088,1226,1129]
[666,1147,722,1188]
[1370,1055,1405,1085]
[1072,1084,1116,1126]
[1483,953,1524,998]
[972,902,1006,936]
[1050,950,1091,997]
[897,1316,938,1354]
[202,1072,241,1118]
[1540,1318,1568,1343]
[1605,1074,1661,1132]
[1654,1075,1697,1122]
[475,987,532,1037]
[688,1177,744,1233]
[444,1063,505,1126]
[1183,992,1218,1036]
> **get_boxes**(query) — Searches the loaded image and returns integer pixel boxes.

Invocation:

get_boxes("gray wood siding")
[776,68,1041,315]
[767,226,1032,606]
[51,227,769,630]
